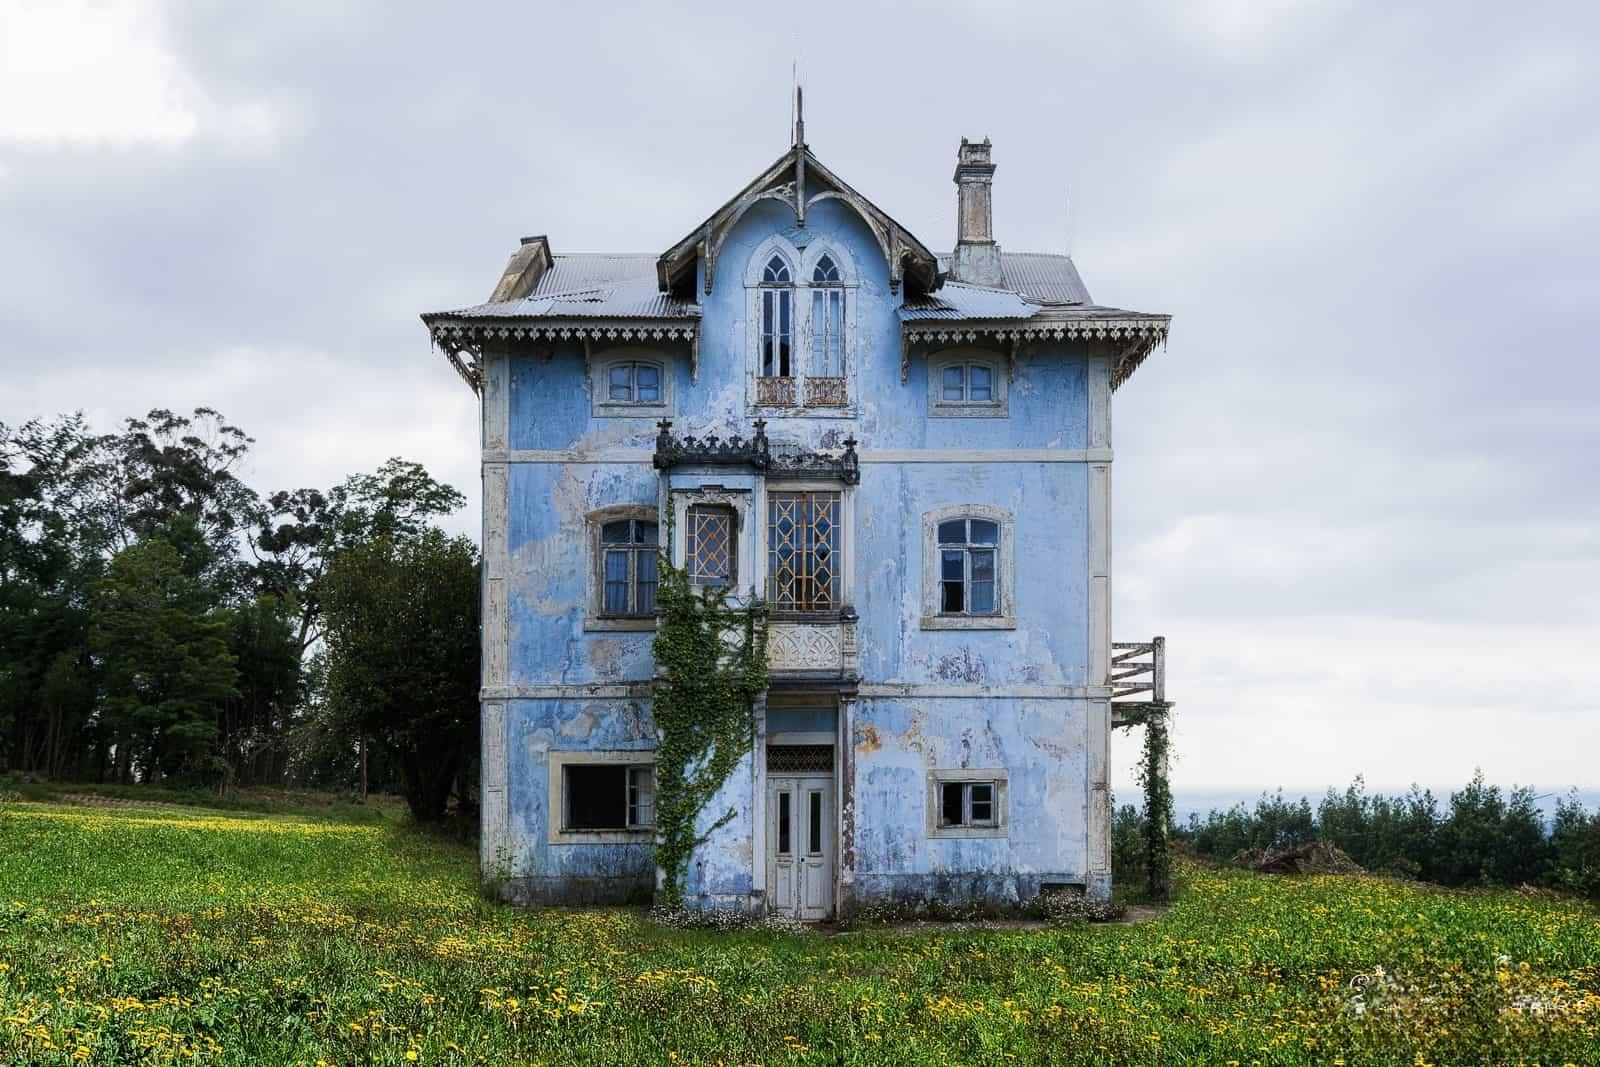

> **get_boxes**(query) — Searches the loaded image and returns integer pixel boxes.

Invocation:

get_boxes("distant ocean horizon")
[1150,785,1600,826]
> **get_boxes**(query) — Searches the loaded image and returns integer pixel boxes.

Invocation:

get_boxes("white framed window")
[585,506,660,631]
[592,349,672,418]
[921,504,1015,630]
[928,350,1008,418]
[745,238,858,413]
[547,750,656,843]
[927,768,1009,839]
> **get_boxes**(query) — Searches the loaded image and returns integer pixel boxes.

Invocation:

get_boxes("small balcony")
[1111,636,1171,725]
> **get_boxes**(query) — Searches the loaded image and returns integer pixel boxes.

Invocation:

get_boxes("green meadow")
[2,795,1597,1066]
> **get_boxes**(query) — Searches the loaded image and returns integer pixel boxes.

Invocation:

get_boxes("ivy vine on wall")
[649,557,769,907]
[1117,705,1174,902]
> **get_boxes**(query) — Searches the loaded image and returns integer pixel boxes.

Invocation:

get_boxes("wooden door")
[767,775,834,920]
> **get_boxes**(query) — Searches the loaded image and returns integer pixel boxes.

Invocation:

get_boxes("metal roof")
[934,251,1091,306]
[900,282,1040,321]
[435,254,699,321]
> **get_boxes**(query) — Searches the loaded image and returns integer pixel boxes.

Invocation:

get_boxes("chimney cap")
[954,137,995,182]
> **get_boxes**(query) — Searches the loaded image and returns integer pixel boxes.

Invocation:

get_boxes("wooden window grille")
[599,517,659,616]
[686,506,735,588]
[767,744,834,774]
[767,491,840,612]
[937,516,999,615]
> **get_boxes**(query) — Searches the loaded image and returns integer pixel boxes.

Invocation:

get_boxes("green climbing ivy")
[1116,703,1174,902]
[1137,714,1173,901]
[650,556,769,908]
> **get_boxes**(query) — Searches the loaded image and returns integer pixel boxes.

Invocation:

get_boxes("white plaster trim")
[546,750,658,845]
[859,449,1112,463]
[1089,355,1112,450]
[1088,464,1110,687]
[480,701,508,876]
[482,448,1113,465]
[480,683,1114,700]
[590,346,674,419]
[483,684,653,700]
[857,684,1110,699]
[926,767,1009,839]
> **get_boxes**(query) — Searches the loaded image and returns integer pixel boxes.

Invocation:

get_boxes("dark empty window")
[939,780,997,828]
[808,790,823,853]
[600,517,658,616]
[760,255,794,378]
[777,791,791,854]
[565,764,653,830]
[606,362,662,404]
[938,516,999,615]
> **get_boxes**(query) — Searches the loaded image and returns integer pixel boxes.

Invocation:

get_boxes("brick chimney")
[949,138,1003,287]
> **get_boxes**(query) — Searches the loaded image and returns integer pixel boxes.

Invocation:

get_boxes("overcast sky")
[3,1,1596,802]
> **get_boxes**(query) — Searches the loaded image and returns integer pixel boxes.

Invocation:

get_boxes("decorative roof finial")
[794,81,805,147]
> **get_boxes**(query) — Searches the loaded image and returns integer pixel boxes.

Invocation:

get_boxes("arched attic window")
[760,254,794,379]
[810,254,844,377]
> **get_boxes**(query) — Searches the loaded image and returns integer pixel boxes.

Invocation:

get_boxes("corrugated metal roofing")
[438,255,698,320]
[899,282,1040,321]
[934,251,1092,306]
[435,249,1090,323]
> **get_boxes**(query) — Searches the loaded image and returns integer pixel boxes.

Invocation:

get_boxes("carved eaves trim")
[425,319,699,394]
[900,316,1171,390]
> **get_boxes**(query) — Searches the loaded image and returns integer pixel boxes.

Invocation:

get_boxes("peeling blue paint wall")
[491,188,1108,910]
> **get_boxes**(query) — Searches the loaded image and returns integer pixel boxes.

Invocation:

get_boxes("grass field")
[2,794,1598,1065]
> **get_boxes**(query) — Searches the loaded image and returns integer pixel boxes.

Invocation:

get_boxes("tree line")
[0,408,479,822]
[1112,773,1600,901]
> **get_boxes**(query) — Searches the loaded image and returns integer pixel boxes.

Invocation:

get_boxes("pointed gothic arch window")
[810,254,845,377]
[760,254,794,379]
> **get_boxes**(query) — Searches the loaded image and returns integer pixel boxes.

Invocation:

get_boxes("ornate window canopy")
[652,420,860,485]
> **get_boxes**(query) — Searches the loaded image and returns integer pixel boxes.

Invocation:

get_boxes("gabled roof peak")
[656,143,939,298]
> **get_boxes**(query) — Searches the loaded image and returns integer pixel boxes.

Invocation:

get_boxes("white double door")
[766,775,834,921]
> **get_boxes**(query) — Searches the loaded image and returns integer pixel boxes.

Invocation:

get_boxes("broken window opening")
[939,780,997,828]
[565,764,655,831]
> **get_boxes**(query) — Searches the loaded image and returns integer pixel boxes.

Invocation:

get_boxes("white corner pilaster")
[1086,355,1113,878]
[481,348,512,882]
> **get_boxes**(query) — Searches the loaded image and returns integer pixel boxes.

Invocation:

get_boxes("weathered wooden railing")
[1111,636,1169,725]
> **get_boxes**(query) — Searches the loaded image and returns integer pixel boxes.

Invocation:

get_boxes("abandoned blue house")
[423,117,1172,919]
